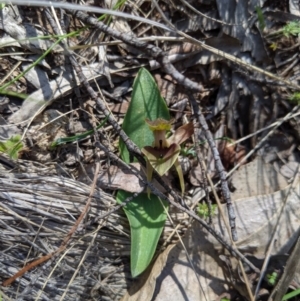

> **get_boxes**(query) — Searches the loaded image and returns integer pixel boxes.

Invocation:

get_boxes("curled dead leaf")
[218,140,246,170]
[167,122,194,146]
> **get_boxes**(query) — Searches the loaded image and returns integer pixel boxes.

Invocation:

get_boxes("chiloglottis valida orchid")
[141,118,194,197]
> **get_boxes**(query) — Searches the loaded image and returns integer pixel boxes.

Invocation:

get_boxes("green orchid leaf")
[116,190,168,277]
[117,68,170,277]
[119,68,170,163]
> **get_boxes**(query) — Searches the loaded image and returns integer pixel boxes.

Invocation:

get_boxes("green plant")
[180,144,196,157]
[282,288,300,301]
[117,68,193,277]
[282,21,300,37]
[255,6,265,32]
[266,272,300,300]
[50,115,109,148]
[197,203,217,219]
[268,20,300,39]
[266,271,278,286]
[117,68,171,277]
[288,92,300,105]
[0,135,23,160]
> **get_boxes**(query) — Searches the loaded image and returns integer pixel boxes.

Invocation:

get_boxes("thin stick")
[189,94,237,241]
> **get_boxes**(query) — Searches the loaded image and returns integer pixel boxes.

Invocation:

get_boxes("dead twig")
[189,93,237,241]
[68,9,206,93]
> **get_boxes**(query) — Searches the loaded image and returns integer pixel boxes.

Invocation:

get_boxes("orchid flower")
[141,118,194,197]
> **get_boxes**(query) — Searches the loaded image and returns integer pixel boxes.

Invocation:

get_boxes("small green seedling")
[288,92,300,105]
[283,21,300,37]
[198,203,217,219]
[180,145,196,157]
[0,135,23,160]
[266,271,278,286]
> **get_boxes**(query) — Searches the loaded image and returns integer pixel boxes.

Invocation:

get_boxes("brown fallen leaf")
[218,140,246,170]
[120,244,175,301]
[167,122,194,146]
[153,73,176,104]
[152,223,227,301]
[167,42,201,55]
[231,156,288,200]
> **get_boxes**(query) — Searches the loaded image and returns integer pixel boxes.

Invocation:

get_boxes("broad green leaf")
[119,68,169,163]
[117,68,170,277]
[116,190,168,277]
